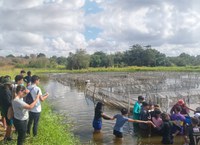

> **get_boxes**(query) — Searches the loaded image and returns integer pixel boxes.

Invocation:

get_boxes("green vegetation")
[0,69,79,145]
[1,44,200,70]
[26,102,79,145]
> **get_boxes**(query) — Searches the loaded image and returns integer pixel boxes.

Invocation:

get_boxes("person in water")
[111,108,156,139]
[93,102,112,133]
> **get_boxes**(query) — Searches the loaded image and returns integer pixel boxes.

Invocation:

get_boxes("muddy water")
[43,79,186,145]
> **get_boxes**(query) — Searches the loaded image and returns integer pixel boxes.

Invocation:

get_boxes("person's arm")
[101,113,112,120]
[40,93,49,102]
[185,106,195,112]
[24,94,40,110]
[128,118,156,128]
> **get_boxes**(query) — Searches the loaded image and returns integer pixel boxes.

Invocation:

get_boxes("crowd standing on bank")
[0,70,49,145]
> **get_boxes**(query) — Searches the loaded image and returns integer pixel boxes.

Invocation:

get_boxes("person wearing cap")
[170,99,195,116]
[132,95,144,133]
[1,76,13,141]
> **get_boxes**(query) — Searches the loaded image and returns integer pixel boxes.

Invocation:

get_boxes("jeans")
[13,118,27,145]
[27,112,40,136]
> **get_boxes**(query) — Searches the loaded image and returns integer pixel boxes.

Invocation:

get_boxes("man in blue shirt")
[111,108,155,139]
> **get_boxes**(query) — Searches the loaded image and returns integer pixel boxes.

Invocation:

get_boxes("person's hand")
[146,121,156,128]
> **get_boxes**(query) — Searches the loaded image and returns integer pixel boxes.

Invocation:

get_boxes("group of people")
[0,70,49,145]
[93,96,200,145]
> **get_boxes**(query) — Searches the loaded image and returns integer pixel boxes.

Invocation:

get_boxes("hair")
[175,106,182,112]
[27,71,31,76]
[95,102,103,112]
[15,75,23,83]
[4,75,11,80]
[142,102,149,107]
[16,85,26,94]
[191,117,199,126]
[154,104,160,108]
[138,96,144,101]
[20,70,26,74]
[31,75,40,83]
[161,113,169,121]
[154,109,161,119]
[121,108,128,115]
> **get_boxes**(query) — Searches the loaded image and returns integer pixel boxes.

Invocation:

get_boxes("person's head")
[177,99,184,106]
[138,96,144,103]
[16,85,26,98]
[15,75,23,84]
[31,75,40,85]
[154,104,160,109]
[20,70,26,76]
[161,113,170,121]
[2,76,13,89]
[27,71,31,76]
[149,102,154,110]
[154,109,162,118]
[142,102,149,110]
[191,117,199,127]
[175,106,182,113]
[121,108,128,116]
[95,102,104,112]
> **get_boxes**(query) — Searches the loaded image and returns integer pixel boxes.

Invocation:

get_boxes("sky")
[0,0,200,57]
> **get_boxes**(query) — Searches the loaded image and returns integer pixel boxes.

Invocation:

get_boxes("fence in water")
[50,72,200,112]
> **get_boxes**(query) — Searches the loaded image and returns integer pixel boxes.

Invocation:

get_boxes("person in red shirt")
[170,99,195,116]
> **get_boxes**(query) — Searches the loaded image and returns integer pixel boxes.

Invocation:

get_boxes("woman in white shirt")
[12,85,39,145]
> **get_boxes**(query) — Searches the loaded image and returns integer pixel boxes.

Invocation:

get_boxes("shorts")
[93,119,102,130]
[113,130,123,138]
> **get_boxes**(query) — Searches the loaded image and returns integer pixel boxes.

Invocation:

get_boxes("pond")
[42,73,194,145]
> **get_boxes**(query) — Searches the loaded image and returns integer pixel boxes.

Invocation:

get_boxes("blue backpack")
[25,87,39,104]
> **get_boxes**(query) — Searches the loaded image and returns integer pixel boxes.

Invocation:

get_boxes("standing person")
[111,108,155,139]
[27,75,49,136]
[20,70,26,77]
[12,85,39,145]
[170,99,195,116]
[160,113,174,144]
[132,96,144,133]
[93,102,112,133]
[0,76,7,130]
[24,71,32,87]
[1,77,13,141]
[170,106,186,135]
[184,117,200,145]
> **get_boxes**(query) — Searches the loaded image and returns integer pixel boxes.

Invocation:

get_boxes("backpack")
[25,87,39,104]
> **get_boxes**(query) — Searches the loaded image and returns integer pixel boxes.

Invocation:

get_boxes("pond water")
[43,77,188,145]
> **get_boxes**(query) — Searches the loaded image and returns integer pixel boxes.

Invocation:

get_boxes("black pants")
[13,118,27,145]
[27,112,40,136]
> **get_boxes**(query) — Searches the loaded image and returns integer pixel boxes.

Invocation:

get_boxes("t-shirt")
[152,117,163,127]
[12,98,29,120]
[133,101,141,120]
[113,114,129,133]
[27,84,42,113]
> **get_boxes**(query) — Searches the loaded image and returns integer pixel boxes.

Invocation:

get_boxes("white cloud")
[0,0,200,57]
[0,0,85,56]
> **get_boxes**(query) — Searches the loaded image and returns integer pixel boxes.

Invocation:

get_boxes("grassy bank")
[3,66,200,76]
[0,68,79,145]
[26,102,79,145]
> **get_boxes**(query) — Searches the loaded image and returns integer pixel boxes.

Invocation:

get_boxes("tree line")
[1,44,200,69]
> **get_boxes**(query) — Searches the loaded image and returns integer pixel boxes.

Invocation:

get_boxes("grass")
[0,67,80,145]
